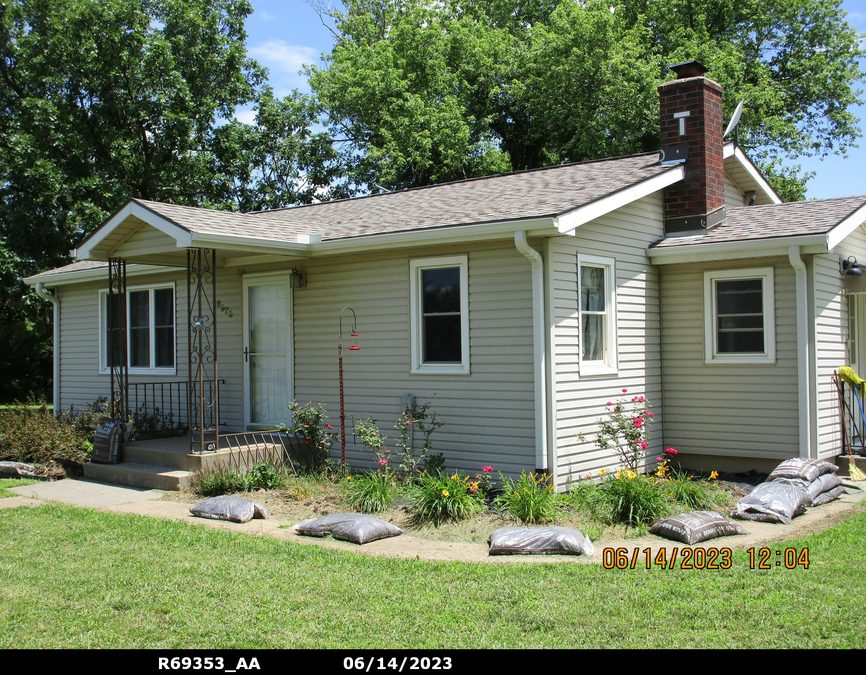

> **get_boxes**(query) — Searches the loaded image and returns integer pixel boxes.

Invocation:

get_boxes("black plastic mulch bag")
[293,513,404,545]
[0,461,38,477]
[650,511,747,545]
[189,496,270,523]
[487,526,594,556]
[812,486,847,506]
[768,458,837,483]
[732,482,810,524]
[771,473,843,502]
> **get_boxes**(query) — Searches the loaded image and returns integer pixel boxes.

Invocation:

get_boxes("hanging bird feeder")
[339,307,359,468]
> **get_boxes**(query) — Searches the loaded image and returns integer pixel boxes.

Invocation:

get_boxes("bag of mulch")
[487,526,594,556]
[812,486,847,506]
[771,473,843,502]
[732,482,810,524]
[293,513,404,545]
[650,511,747,545]
[768,458,837,483]
[189,496,270,523]
[0,461,38,477]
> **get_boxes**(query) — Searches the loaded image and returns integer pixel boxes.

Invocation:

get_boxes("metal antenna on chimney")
[724,100,745,145]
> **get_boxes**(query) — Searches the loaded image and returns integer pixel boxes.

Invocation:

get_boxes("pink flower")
[325,424,333,430]
[657,457,664,462]
[633,418,643,428]
[606,401,612,406]
[637,440,647,450]
[622,389,628,393]
[482,466,493,473]
[302,424,309,428]
[665,447,678,456]
[378,458,388,465]
[406,421,412,425]
[632,397,638,402]
[470,488,478,494]
[645,411,654,417]
[638,396,645,403]
[384,449,390,453]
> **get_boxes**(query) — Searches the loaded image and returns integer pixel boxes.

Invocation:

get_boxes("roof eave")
[647,233,829,264]
[723,144,783,205]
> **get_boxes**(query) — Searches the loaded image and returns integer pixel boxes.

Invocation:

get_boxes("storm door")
[242,274,293,428]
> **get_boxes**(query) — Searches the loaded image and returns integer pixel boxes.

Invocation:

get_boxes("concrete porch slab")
[8,478,164,508]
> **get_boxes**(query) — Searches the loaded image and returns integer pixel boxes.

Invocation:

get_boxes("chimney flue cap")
[669,60,709,79]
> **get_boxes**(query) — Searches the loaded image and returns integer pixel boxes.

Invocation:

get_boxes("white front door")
[243,274,293,428]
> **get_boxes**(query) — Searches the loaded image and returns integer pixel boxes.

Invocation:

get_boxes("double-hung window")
[578,254,617,374]
[410,256,469,374]
[100,285,176,372]
[703,268,775,363]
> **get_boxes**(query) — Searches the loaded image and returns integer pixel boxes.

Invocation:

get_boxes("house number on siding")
[216,301,233,318]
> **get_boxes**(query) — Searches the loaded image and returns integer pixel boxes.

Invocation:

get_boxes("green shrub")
[343,471,398,513]
[411,472,485,525]
[189,466,250,496]
[568,479,609,522]
[130,406,186,441]
[0,401,91,465]
[495,472,563,524]
[598,470,670,527]
[248,461,285,490]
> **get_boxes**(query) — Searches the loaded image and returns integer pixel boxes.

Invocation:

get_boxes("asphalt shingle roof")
[136,151,677,241]
[651,196,866,248]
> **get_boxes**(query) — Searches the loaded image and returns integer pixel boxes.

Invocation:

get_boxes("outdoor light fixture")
[841,256,863,277]
[289,267,306,288]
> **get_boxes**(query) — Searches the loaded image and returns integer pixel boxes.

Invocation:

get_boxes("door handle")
[244,347,249,363]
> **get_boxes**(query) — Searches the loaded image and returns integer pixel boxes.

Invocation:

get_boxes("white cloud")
[234,106,258,126]
[249,41,320,94]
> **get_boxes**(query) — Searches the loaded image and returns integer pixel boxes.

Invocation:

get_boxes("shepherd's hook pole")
[339,307,359,469]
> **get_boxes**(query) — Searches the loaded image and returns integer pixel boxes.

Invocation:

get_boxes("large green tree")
[0,0,341,400]
[309,0,864,197]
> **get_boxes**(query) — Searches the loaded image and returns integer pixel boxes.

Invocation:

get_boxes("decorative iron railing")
[218,431,295,472]
[129,380,224,434]
[839,379,866,454]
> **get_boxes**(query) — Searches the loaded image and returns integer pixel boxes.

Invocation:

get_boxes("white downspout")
[515,231,549,471]
[788,246,811,458]
[34,282,60,411]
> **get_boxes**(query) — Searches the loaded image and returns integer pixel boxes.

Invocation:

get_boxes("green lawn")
[0,478,40,498]
[1,503,864,649]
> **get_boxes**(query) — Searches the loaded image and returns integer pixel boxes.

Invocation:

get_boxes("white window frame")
[577,254,618,376]
[98,283,177,375]
[703,267,775,364]
[410,255,470,375]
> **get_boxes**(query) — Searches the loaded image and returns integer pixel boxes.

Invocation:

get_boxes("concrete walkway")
[2,476,864,564]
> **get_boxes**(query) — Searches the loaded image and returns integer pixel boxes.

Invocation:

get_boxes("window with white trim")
[578,255,617,374]
[410,256,469,374]
[99,285,176,372]
[703,268,775,363]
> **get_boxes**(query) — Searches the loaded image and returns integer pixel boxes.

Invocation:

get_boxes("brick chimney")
[659,61,726,234]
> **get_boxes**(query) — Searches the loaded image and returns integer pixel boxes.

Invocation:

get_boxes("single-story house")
[25,61,866,487]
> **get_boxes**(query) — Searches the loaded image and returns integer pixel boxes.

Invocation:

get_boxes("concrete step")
[84,461,193,491]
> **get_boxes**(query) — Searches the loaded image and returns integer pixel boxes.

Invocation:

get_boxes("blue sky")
[243,0,866,200]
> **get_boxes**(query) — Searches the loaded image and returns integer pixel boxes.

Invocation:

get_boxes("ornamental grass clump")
[598,469,670,528]
[495,472,563,524]
[411,472,485,525]
[343,471,399,513]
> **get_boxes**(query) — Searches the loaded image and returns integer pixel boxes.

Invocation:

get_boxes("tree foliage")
[0,0,341,399]
[310,0,864,194]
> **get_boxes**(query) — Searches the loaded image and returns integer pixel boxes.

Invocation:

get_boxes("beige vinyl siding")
[660,256,799,460]
[291,241,536,475]
[111,223,177,259]
[548,194,664,486]
[724,173,746,205]
[815,227,866,458]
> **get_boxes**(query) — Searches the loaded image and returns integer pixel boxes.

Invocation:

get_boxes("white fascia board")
[77,201,193,259]
[554,167,684,234]
[188,232,311,256]
[827,202,866,251]
[647,234,828,264]
[723,144,783,205]
[23,263,172,288]
[311,217,558,255]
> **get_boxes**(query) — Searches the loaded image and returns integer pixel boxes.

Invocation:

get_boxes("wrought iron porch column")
[187,249,219,453]
[107,258,129,420]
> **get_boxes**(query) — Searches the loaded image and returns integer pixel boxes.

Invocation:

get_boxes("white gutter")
[514,231,549,471]
[788,246,811,458]
[34,283,59,411]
